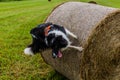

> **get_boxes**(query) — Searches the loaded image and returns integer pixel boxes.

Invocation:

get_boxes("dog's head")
[47,30,70,58]
[30,22,52,41]
[28,23,52,52]
[29,22,70,58]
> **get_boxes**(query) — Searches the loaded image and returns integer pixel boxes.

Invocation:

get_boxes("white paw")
[24,47,34,55]
[73,35,78,39]
[67,45,84,52]
[77,47,84,52]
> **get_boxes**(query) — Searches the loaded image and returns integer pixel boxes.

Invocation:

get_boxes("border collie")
[24,22,83,58]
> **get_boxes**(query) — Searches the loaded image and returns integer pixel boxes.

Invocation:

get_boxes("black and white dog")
[24,22,83,58]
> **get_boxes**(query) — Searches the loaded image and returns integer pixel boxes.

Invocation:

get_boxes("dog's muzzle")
[52,50,62,58]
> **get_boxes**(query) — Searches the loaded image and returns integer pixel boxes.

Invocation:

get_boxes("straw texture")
[42,2,120,80]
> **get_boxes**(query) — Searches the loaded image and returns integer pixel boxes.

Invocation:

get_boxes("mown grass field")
[0,0,120,80]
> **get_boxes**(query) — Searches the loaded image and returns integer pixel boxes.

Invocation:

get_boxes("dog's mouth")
[52,49,62,58]
[57,50,62,58]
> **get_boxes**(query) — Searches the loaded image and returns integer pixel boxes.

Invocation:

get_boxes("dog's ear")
[30,22,53,40]
[30,26,44,41]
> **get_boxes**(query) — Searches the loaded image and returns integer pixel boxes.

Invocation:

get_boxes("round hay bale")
[42,2,120,80]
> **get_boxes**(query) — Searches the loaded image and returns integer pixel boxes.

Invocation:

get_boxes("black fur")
[28,23,52,53]
[27,22,68,58]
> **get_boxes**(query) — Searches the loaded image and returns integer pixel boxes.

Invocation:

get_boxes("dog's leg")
[67,45,84,52]
[65,28,77,39]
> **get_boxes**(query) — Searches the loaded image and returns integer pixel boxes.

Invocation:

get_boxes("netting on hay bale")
[41,2,120,80]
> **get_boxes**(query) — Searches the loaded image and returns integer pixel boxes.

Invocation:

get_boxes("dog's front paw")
[67,45,84,52]
[24,47,34,56]
[73,35,78,39]
[78,47,84,52]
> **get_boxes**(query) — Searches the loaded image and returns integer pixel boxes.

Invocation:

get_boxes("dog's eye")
[56,36,63,41]
[47,33,55,46]
[49,34,55,38]
[47,34,55,40]
[51,38,55,44]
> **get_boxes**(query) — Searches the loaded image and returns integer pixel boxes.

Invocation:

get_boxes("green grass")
[0,0,24,2]
[0,0,68,80]
[0,0,120,80]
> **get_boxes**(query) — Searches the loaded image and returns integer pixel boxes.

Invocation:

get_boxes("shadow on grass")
[29,70,69,80]
[46,70,69,80]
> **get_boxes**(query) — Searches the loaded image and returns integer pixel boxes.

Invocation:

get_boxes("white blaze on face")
[48,30,71,47]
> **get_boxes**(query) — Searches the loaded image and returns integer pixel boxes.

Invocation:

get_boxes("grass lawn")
[0,0,120,80]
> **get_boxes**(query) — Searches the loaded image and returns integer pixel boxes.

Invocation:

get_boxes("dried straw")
[42,2,120,80]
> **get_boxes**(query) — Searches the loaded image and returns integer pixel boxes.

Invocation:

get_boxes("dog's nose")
[52,53,57,58]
